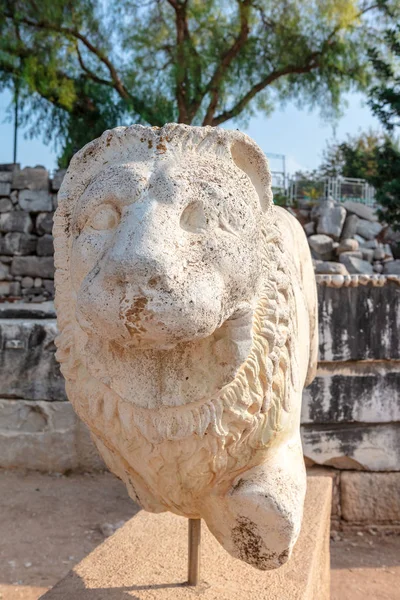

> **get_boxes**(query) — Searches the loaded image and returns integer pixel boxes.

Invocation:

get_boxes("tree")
[0,0,397,166]
[365,6,400,232]
[368,16,400,131]
[319,131,383,179]
[370,140,400,231]
[319,132,400,231]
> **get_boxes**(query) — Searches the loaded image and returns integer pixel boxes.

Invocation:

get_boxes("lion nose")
[104,201,175,287]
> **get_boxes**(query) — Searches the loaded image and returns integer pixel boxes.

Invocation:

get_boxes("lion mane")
[54,124,301,517]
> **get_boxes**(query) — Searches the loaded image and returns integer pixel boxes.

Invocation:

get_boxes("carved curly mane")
[54,124,300,516]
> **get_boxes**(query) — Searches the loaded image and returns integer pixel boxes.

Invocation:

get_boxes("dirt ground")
[0,470,399,600]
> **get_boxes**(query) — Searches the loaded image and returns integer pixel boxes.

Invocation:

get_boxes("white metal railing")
[282,176,376,207]
[272,172,375,206]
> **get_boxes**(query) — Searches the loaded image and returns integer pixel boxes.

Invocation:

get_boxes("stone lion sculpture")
[54,123,318,570]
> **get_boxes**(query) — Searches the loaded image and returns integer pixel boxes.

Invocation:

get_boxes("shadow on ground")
[40,572,192,600]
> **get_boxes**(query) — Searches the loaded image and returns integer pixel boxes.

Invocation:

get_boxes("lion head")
[55,124,273,349]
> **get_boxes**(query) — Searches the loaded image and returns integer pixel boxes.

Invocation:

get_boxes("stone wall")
[302,275,400,530]
[0,301,102,471]
[0,164,65,302]
[302,275,400,472]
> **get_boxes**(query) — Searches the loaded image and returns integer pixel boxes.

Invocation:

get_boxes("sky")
[0,89,381,175]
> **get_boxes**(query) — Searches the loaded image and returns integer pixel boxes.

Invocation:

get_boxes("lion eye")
[180,201,208,233]
[88,205,120,231]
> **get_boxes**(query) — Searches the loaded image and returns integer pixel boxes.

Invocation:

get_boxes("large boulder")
[343,201,378,222]
[316,200,346,240]
[336,238,359,254]
[36,212,54,235]
[373,247,385,261]
[51,169,67,192]
[354,233,367,245]
[382,226,400,244]
[360,248,374,263]
[383,244,394,259]
[0,262,9,279]
[308,234,336,261]
[356,219,383,240]
[0,170,13,182]
[363,239,378,249]
[341,472,400,522]
[0,182,11,196]
[383,260,400,275]
[0,232,37,256]
[340,214,359,239]
[303,221,315,236]
[315,261,349,275]
[308,234,334,256]
[37,234,54,256]
[0,211,32,234]
[11,256,54,279]
[0,198,13,212]
[339,251,363,260]
[339,254,374,274]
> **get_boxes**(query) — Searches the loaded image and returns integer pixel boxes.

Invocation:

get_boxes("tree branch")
[202,0,253,125]
[166,0,192,122]
[203,1,380,126]
[5,12,130,96]
[210,59,320,126]
[0,57,99,115]
[75,43,114,87]
[3,9,165,125]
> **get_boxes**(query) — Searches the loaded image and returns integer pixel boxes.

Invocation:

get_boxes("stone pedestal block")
[41,476,331,600]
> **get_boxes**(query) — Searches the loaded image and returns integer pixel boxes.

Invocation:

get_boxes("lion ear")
[229,133,273,213]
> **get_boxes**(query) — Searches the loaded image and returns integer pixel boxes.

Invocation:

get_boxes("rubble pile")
[297,199,400,275]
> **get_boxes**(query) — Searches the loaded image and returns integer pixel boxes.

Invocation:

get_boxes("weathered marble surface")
[54,124,318,570]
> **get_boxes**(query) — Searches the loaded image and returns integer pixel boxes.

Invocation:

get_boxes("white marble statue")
[54,124,318,570]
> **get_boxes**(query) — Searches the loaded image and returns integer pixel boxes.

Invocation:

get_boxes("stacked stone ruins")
[298,198,400,275]
[0,164,65,302]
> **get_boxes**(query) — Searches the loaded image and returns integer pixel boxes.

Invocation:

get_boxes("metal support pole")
[13,79,19,164]
[187,518,201,586]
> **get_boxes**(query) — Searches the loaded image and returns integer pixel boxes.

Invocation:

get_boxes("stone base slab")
[41,476,331,600]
